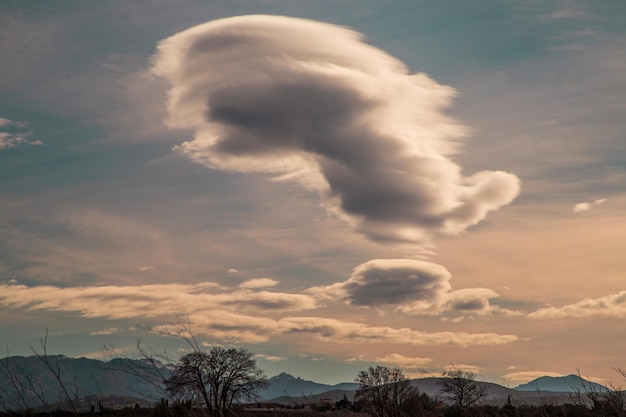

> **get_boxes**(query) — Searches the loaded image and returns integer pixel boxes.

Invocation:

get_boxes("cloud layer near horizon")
[152,15,520,247]
[0,281,518,347]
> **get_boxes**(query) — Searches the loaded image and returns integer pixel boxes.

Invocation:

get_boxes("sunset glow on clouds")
[371,353,434,369]
[0,280,518,346]
[1,0,626,386]
[573,198,607,213]
[528,290,626,319]
[502,371,565,386]
[0,281,318,319]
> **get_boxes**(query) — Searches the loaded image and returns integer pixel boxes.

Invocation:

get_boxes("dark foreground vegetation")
[1,398,625,417]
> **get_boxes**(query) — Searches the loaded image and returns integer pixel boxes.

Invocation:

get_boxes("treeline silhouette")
[2,327,624,417]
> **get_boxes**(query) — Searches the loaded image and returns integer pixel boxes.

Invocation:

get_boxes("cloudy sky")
[1,0,626,387]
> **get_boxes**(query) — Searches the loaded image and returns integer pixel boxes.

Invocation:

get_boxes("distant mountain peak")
[271,372,298,380]
[515,374,607,393]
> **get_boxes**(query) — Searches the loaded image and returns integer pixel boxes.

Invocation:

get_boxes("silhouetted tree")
[103,316,203,403]
[439,368,486,408]
[166,347,267,417]
[355,365,422,417]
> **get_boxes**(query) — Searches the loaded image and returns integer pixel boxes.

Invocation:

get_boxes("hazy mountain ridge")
[263,376,604,407]
[514,374,608,393]
[0,356,611,410]
[258,372,359,400]
[0,355,170,410]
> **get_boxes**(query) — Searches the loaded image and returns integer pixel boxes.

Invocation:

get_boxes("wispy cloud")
[0,207,179,285]
[239,278,279,289]
[503,371,564,385]
[529,290,626,319]
[573,198,607,213]
[546,5,586,21]
[547,9,585,20]
[90,327,121,336]
[376,353,433,369]
[0,281,318,319]
[442,363,483,375]
[348,353,434,377]
[153,15,520,250]
[0,117,42,150]
[278,317,517,347]
[0,281,518,347]
[255,353,287,362]
[139,265,156,271]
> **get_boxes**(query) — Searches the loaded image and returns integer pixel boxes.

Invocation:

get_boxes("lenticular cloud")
[153,15,520,245]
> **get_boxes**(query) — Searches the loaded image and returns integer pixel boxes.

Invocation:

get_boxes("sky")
[1,0,626,387]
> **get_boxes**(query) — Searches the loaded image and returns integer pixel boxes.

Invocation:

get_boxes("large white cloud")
[152,15,520,246]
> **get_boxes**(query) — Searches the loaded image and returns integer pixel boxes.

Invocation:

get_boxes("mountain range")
[514,374,608,393]
[0,356,611,411]
[257,372,359,400]
[0,355,171,410]
[261,372,608,407]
